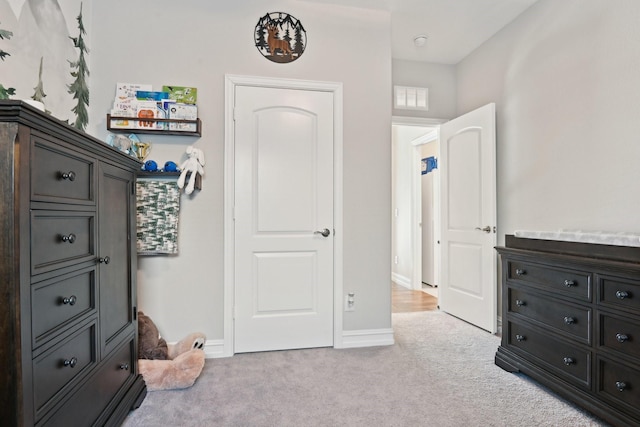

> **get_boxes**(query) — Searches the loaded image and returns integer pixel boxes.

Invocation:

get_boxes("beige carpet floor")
[123,311,607,426]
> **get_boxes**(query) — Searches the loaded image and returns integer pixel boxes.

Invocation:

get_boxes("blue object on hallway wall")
[421,156,437,175]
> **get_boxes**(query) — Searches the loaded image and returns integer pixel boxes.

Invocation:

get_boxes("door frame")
[223,75,344,357]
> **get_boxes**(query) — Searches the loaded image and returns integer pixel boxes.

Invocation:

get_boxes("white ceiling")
[301,0,539,64]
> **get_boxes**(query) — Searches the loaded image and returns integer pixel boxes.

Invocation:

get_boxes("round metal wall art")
[255,12,306,64]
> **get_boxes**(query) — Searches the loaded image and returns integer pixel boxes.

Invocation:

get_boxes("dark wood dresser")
[496,235,640,427]
[0,101,146,426]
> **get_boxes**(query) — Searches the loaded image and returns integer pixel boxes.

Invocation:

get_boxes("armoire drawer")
[508,287,591,343]
[31,267,97,348]
[598,274,640,313]
[598,312,640,361]
[597,356,640,417]
[33,322,97,418]
[31,210,96,275]
[507,260,592,301]
[507,321,591,388]
[31,137,95,205]
[40,338,136,427]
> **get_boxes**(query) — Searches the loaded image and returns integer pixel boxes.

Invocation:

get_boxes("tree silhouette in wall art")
[255,12,306,64]
[0,22,15,100]
[68,2,90,130]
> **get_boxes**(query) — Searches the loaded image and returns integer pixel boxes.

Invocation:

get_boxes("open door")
[439,103,497,333]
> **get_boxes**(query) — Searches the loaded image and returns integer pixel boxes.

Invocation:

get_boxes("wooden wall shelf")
[107,114,202,136]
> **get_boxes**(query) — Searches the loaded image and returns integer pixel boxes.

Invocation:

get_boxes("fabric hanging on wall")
[136,180,180,255]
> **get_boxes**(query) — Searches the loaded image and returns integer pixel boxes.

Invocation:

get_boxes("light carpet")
[123,311,607,426]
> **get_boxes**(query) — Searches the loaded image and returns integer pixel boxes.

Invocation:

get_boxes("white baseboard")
[203,339,226,359]
[205,329,395,357]
[391,272,411,288]
[340,328,395,348]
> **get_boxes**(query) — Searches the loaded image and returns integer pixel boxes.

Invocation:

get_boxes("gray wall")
[88,1,393,343]
[457,0,640,241]
[392,59,457,120]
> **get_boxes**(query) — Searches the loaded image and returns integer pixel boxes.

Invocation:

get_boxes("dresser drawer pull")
[563,316,576,325]
[616,333,630,343]
[515,269,526,276]
[63,357,78,368]
[563,357,575,366]
[515,334,526,342]
[515,299,526,307]
[98,256,111,264]
[616,381,627,392]
[59,171,77,181]
[616,290,630,300]
[119,363,130,371]
[563,279,576,288]
[60,233,76,244]
[62,295,77,306]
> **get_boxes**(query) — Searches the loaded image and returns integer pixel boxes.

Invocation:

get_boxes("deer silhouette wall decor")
[266,25,292,57]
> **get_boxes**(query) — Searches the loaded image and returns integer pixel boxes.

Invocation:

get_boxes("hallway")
[391,282,438,313]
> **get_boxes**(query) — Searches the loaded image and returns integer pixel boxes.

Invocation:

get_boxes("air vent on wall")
[394,85,429,111]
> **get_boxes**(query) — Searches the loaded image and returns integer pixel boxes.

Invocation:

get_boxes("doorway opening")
[391,117,444,311]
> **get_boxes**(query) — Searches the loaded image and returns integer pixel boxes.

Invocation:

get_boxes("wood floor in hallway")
[392,282,438,313]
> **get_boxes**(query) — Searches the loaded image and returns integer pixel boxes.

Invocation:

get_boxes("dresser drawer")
[597,356,640,417]
[599,312,640,361]
[507,260,592,301]
[32,136,95,205]
[33,322,97,417]
[507,321,591,388]
[40,338,136,427]
[31,267,96,348]
[598,274,640,313]
[31,210,96,275]
[508,287,591,343]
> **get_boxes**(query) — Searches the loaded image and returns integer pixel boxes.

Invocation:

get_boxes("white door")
[439,103,497,333]
[234,85,334,353]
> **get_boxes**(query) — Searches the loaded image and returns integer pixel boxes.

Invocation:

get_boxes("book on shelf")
[162,85,197,104]
[168,103,198,132]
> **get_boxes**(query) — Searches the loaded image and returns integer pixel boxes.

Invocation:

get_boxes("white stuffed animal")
[177,146,205,194]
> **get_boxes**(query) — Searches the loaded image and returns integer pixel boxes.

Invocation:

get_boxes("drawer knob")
[119,363,130,371]
[515,299,526,307]
[60,171,77,181]
[563,357,575,366]
[563,316,576,325]
[616,290,630,300]
[616,333,629,343]
[98,256,111,265]
[563,279,576,288]
[62,295,77,306]
[63,357,78,368]
[515,269,526,276]
[60,233,76,244]
[515,334,526,342]
[616,381,627,392]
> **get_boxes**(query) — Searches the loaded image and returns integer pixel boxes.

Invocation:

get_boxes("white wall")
[88,1,392,342]
[457,0,640,242]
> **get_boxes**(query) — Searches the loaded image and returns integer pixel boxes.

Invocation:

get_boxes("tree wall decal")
[68,2,90,130]
[0,22,16,100]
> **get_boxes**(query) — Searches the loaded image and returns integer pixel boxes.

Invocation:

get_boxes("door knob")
[475,226,491,233]
[314,228,331,237]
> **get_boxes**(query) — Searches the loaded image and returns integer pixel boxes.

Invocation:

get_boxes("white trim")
[410,128,439,146]
[392,115,447,127]
[391,272,411,289]
[341,328,395,348]
[224,74,344,356]
[203,339,226,359]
